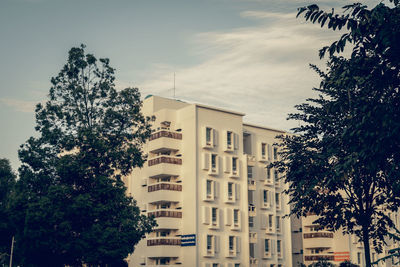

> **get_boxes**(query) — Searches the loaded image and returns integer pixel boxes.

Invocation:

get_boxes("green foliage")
[275,1,400,267]
[373,226,400,265]
[308,259,336,267]
[339,261,359,267]
[297,1,400,59]
[12,45,156,266]
[0,158,16,265]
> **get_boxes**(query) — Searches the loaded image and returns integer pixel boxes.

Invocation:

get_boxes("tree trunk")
[362,225,372,267]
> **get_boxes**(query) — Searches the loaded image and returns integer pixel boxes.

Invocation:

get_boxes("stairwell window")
[249,216,254,228]
[247,166,253,178]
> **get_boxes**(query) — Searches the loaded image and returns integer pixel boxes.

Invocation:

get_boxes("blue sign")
[181,234,196,246]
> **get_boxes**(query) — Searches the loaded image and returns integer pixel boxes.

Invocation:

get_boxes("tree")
[339,261,359,267]
[12,45,156,266]
[308,259,336,267]
[274,1,400,267]
[0,158,16,265]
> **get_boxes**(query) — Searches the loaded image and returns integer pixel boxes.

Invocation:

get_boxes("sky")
[0,0,378,171]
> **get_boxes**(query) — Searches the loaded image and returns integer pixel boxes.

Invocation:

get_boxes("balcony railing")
[304,232,334,239]
[150,130,182,141]
[147,237,181,246]
[148,209,182,218]
[148,156,182,166]
[305,255,334,261]
[148,183,182,192]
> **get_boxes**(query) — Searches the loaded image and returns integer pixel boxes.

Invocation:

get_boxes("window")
[266,167,271,181]
[268,214,273,229]
[261,143,266,157]
[264,239,270,254]
[212,207,218,224]
[357,252,361,264]
[247,166,253,178]
[277,240,281,254]
[249,216,254,227]
[211,154,217,169]
[207,180,212,197]
[250,243,255,257]
[274,170,279,182]
[276,216,281,232]
[206,127,212,144]
[229,236,235,251]
[213,264,219,267]
[228,182,233,199]
[160,258,169,265]
[227,131,233,147]
[160,203,170,209]
[263,190,269,204]
[207,235,213,250]
[235,264,240,267]
[275,193,280,208]
[273,147,278,160]
[248,190,254,204]
[233,209,239,225]
[232,157,238,172]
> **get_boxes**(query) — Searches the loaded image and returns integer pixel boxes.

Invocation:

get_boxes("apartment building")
[125,95,292,267]
[291,205,400,267]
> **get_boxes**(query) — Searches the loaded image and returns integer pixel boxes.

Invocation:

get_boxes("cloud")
[134,9,344,132]
[0,98,37,113]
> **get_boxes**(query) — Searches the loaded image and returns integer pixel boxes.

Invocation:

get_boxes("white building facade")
[126,95,292,267]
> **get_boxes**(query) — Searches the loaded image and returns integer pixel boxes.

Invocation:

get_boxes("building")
[292,211,400,267]
[125,95,292,267]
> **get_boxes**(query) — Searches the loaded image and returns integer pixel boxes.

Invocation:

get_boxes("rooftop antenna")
[173,72,176,98]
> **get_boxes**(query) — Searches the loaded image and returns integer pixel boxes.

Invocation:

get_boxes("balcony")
[248,205,256,216]
[304,232,334,239]
[147,237,181,246]
[149,130,182,154]
[248,179,256,190]
[147,183,182,203]
[148,183,182,192]
[148,156,182,178]
[304,255,334,262]
[249,232,257,243]
[146,237,181,257]
[153,217,181,230]
[247,155,256,166]
[303,232,334,248]
[148,209,182,219]
[250,258,258,265]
